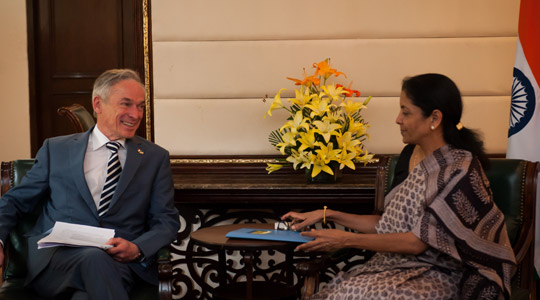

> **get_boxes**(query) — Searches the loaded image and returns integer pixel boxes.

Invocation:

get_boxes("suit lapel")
[108,137,143,209]
[70,129,97,215]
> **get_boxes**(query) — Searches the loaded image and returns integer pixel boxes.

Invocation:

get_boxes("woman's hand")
[295,230,429,255]
[295,229,354,252]
[281,210,323,231]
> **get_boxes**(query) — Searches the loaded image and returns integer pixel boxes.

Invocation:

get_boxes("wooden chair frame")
[57,104,95,133]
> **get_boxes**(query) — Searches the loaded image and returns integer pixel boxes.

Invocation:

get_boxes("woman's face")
[396,91,433,145]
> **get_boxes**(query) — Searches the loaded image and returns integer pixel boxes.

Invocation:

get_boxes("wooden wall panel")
[28,0,145,155]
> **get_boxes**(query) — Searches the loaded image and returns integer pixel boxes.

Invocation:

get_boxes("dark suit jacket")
[0,128,179,285]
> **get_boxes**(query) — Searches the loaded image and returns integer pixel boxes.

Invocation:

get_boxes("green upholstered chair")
[298,156,538,300]
[57,104,96,133]
[0,160,173,300]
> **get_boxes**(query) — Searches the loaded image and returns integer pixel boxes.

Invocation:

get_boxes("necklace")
[409,146,426,171]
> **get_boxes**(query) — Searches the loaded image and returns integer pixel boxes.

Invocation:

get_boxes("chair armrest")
[296,257,324,300]
[157,246,173,300]
[157,247,171,263]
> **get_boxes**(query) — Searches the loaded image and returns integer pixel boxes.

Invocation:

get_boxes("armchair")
[0,160,173,300]
[298,157,538,300]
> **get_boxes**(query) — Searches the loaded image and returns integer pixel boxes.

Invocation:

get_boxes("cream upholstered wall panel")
[152,0,519,155]
[0,0,30,160]
[152,0,518,40]
[153,38,516,98]
[154,96,510,155]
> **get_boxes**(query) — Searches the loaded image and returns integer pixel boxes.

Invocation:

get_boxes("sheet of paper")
[37,221,115,250]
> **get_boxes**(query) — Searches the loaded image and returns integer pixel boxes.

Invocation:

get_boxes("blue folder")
[225,228,314,243]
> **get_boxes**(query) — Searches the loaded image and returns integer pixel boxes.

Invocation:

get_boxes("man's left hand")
[105,237,141,263]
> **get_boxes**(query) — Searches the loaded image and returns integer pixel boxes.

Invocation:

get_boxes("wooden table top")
[190,223,299,251]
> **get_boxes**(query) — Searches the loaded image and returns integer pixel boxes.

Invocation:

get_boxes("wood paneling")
[27,0,146,156]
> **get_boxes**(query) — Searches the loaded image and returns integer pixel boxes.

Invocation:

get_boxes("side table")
[190,223,298,300]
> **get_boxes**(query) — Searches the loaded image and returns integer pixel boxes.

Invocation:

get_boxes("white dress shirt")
[84,126,126,209]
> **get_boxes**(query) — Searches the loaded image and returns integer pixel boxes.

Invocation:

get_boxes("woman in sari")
[282,73,516,300]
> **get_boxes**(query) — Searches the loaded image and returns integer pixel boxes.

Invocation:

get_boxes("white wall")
[0,0,30,160]
[152,0,519,155]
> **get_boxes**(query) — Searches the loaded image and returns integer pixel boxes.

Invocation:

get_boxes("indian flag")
[506,0,540,274]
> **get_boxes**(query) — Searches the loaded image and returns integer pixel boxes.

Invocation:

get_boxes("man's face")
[93,79,145,140]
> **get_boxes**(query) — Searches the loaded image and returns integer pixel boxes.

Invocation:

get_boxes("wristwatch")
[135,250,145,263]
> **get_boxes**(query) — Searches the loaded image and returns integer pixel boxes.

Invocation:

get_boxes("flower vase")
[306,165,340,183]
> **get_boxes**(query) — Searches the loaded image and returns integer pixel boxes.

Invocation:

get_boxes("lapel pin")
[137,149,144,155]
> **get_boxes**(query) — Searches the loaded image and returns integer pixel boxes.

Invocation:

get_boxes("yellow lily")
[298,130,317,152]
[280,111,309,135]
[305,97,332,118]
[354,149,375,164]
[337,131,360,152]
[313,119,342,143]
[291,86,314,107]
[349,118,370,137]
[321,84,347,103]
[315,142,341,164]
[275,131,296,155]
[265,88,286,118]
[286,149,311,170]
[338,148,357,170]
[341,99,367,116]
[310,156,335,177]
[266,163,284,174]
[323,110,344,123]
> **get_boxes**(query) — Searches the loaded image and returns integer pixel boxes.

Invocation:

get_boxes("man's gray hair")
[92,69,143,102]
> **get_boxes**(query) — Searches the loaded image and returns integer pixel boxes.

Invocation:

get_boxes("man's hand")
[105,237,141,263]
[0,243,4,268]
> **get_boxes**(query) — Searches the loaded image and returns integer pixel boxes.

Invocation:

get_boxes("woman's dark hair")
[401,73,489,169]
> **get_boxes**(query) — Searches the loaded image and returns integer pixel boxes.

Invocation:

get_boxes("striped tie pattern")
[98,141,122,216]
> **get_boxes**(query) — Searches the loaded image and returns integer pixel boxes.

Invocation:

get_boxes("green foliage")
[268,129,283,147]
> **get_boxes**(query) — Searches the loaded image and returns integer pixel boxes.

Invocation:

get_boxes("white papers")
[37,221,115,250]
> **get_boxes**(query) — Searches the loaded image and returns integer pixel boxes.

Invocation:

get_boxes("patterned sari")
[311,145,516,300]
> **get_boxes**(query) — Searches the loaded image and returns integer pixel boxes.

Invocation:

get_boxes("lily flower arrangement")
[265,59,374,178]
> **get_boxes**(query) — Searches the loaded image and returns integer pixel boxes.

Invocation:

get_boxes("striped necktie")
[98,141,122,216]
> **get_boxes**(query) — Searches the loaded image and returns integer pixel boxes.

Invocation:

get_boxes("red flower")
[336,83,361,97]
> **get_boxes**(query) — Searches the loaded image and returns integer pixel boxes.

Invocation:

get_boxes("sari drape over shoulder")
[411,145,515,299]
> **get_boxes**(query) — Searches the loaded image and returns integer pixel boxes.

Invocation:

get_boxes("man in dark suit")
[0,69,180,299]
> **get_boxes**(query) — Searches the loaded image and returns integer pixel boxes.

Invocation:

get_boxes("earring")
[430,125,435,130]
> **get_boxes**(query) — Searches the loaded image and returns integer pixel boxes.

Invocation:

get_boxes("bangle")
[323,206,327,225]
